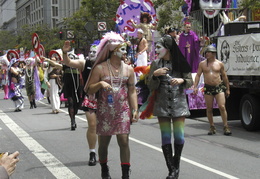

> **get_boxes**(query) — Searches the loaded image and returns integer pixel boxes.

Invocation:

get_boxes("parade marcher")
[85,32,139,179]
[24,57,43,109]
[62,40,100,165]
[44,57,63,114]
[8,58,24,112]
[147,35,193,179]
[0,55,9,99]
[57,52,82,131]
[193,45,232,136]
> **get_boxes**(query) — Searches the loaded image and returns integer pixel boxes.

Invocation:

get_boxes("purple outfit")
[96,75,131,136]
[178,31,200,73]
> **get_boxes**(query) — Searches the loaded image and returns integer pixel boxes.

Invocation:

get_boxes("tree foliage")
[16,24,63,56]
[0,24,63,57]
[0,30,17,52]
[239,0,260,11]
[64,0,120,49]
[153,0,185,34]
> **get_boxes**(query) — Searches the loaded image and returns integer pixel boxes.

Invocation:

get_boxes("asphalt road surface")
[0,91,260,179]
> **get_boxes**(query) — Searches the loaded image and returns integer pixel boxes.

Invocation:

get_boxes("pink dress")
[96,73,131,136]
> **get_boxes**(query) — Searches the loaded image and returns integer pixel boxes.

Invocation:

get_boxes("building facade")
[15,0,81,30]
[0,0,16,31]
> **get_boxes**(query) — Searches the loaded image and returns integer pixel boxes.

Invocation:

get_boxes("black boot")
[100,162,111,179]
[30,101,33,109]
[162,144,177,179]
[88,152,96,166]
[173,143,184,179]
[121,164,130,179]
[71,120,77,131]
[33,99,37,108]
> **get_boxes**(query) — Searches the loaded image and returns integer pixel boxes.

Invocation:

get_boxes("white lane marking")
[0,110,80,179]
[130,137,240,179]
[38,100,239,178]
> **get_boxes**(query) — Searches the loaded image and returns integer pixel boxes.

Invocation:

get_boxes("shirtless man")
[135,29,148,67]
[194,45,232,136]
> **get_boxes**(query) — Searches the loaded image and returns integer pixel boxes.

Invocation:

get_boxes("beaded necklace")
[25,66,33,82]
[107,59,123,93]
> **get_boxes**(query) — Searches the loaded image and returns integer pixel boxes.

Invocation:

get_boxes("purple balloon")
[115,0,157,37]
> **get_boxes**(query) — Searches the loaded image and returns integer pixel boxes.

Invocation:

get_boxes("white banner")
[217,33,260,76]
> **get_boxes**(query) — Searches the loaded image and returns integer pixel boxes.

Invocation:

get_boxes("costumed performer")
[131,12,157,53]
[84,32,138,179]
[62,40,100,165]
[147,35,193,179]
[8,58,24,112]
[0,55,10,99]
[178,22,202,73]
[24,57,44,109]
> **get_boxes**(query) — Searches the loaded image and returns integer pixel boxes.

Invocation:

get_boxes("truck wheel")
[240,94,260,131]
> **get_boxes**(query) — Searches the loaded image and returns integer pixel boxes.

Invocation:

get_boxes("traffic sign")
[38,44,45,60]
[67,30,74,39]
[7,50,19,61]
[32,33,40,52]
[98,22,107,31]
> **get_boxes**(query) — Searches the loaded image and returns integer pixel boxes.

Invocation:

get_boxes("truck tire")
[239,94,260,131]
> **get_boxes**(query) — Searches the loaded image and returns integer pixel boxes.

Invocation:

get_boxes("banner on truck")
[217,34,260,76]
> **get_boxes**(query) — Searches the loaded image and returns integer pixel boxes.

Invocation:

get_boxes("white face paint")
[155,43,167,59]
[114,44,127,58]
[88,46,97,62]
[199,0,222,19]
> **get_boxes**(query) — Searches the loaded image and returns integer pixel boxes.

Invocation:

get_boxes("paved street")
[0,91,260,179]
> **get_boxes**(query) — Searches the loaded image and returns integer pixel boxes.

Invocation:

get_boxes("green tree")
[153,0,185,34]
[64,0,120,49]
[239,0,260,11]
[16,24,63,57]
[0,30,18,51]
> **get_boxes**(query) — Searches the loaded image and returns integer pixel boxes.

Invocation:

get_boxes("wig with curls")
[140,12,152,23]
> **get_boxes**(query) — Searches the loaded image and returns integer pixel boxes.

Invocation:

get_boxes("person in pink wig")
[84,32,139,179]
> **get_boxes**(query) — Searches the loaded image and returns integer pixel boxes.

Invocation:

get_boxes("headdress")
[137,29,144,34]
[90,40,100,49]
[167,27,177,34]
[157,35,191,73]
[25,57,35,66]
[0,55,9,66]
[205,45,217,53]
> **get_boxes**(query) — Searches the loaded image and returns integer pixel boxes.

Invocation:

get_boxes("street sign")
[7,50,19,61]
[38,44,45,60]
[98,22,107,31]
[32,33,40,52]
[67,30,74,39]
